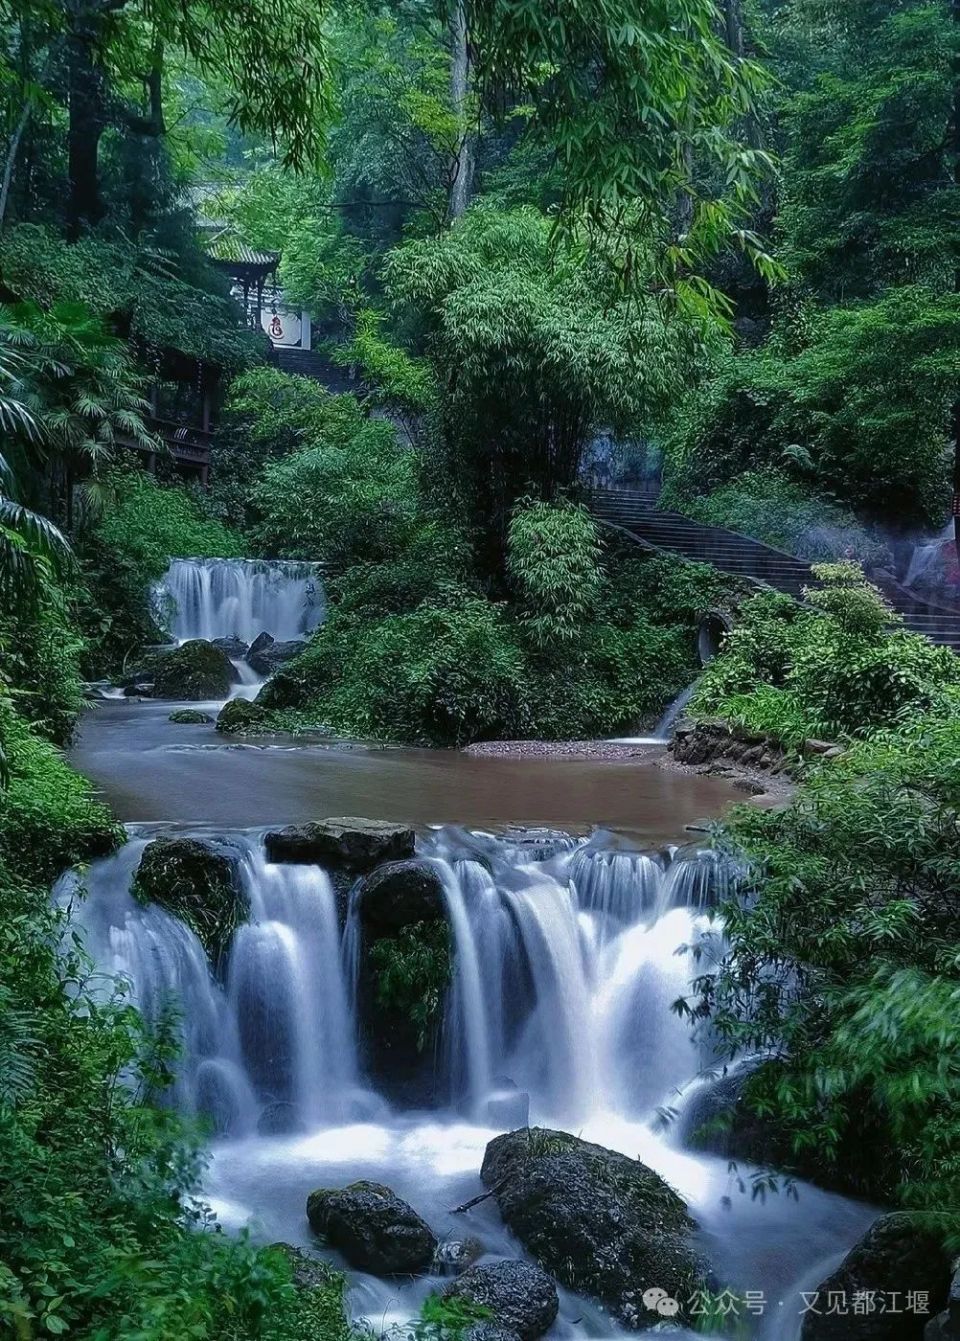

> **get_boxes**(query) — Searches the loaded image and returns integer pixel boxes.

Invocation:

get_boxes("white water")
[63,827,874,1341]
[611,681,698,746]
[157,557,325,645]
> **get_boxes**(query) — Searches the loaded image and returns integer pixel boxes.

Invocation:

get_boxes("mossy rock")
[305,1181,437,1276]
[169,709,213,724]
[152,640,234,700]
[132,837,248,965]
[480,1128,706,1329]
[267,1244,352,1341]
[216,697,271,735]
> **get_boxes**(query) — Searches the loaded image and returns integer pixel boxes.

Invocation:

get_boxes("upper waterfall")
[157,557,326,645]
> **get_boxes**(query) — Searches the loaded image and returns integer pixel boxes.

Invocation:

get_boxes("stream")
[67,559,876,1341]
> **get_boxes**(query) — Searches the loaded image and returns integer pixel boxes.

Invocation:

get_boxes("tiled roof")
[202,225,279,269]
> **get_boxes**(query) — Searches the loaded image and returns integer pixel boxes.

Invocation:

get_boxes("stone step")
[589,487,958,654]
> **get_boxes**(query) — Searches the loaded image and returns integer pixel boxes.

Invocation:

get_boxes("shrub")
[693,567,960,746]
[0,594,86,746]
[690,713,960,1209]
[0,699,121,883]
[507,500,602,647]
[77,466,243,675]
[260,593,528,746]
[250,421,427,569]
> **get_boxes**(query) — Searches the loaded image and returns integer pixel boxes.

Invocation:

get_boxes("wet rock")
[132,837,247,966]
[123,681,154,698]
[801,1214,950,1340]
[926,1268,960,1339]
[247,633,307,677]
[444,1261,559,1341]
[169,708,213,724]
[152,639,234,700]
[803,738,837,757]
[356,865,451,1106]
[265,817,415,870]
[434,1236,485,1275]
[306,1180,437,1276]
[482,1086,530,1130]
[464,1326,521,1341]
[216,697,271,735]
[212,636,249,661]
[357,860,445,932]
[480,1128,704,1329]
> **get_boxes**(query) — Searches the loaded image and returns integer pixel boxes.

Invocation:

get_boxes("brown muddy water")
[71,698,745,840]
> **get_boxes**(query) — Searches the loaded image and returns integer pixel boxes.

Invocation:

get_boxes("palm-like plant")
[0,342,70,603]
[0,302,156,528]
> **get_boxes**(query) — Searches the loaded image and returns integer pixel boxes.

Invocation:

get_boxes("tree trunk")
[0,96,34,230]
[67,21,107,238]
[448,0,473,220]
[723,0,745,58]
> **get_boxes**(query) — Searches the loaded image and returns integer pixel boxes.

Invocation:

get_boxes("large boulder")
[681,1065,795,1167]
[358,860,446,933]
[306,1180,437,1276]
[926,1268,960,1339]
[444,1261,559,1341]
[216,697,271,735]
[480,1128,704,1330]
[265,817,415,870]
[169,708,213,724]
[132,837,247,966]
[246,631,307,677]
[212,636,249,661]
[354,860,450,1105]
[801,1214,950,1341]
[152,639,234,700]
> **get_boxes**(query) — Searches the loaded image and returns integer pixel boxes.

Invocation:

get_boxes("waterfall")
[157,558,326,645]
[610,680,698,746]
[67,826,876,1331]
[66,828,738,1137]
[62,833,366,1134]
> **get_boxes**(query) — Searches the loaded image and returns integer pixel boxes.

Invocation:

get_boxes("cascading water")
[157,557,325,645]
[65,828,874,1341]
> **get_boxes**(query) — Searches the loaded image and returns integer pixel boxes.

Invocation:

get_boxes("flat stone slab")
[264,817,415,869]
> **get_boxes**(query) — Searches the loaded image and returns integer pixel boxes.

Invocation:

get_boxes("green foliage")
[0,590,86,746]
[467,0,777,295]
[0,698,121,883]
[261,547,728,746]
[665,287,959,526]
[0,226,265,370]
[694,569,960,747]
[414,1291,492,1339]
[370,922,451,1051]
[260,593,528,746]
[777,0,957,299]
[690,712,960,1210]
[669,470,891,567]
[334,309,438,432]
[250,416,430,569]
[77,467,243,675]
[507,500,602,648]
[386,204,707,557]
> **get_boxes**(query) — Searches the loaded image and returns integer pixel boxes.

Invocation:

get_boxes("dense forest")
[1,0,960,1337]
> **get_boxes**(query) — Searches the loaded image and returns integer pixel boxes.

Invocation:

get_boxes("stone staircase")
[276,347,364,395]
[589,488,960,652]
